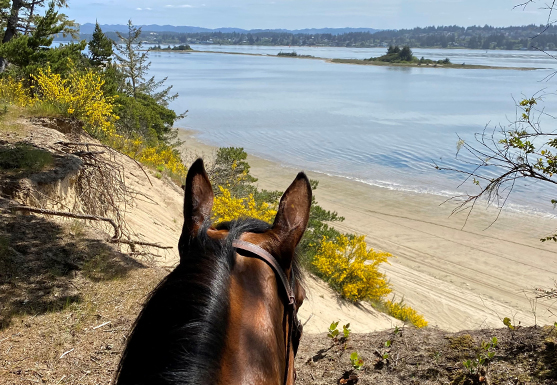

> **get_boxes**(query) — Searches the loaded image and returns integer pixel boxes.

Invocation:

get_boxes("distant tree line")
[71,24,557,50]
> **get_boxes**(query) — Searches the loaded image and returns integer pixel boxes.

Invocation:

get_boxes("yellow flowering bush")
[212,186,277,224]
[32,66,118,136]
[0,77,36,106]
[384,299,428,328]
[0,69,189,184]
[313,235,392,302]
[107,135,188,182]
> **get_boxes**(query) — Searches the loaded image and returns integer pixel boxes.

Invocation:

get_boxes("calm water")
[147,48,557,216]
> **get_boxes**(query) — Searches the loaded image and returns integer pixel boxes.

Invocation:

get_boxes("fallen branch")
[110,239,173,250]
[128,252,163,258]
[11,206,120,239]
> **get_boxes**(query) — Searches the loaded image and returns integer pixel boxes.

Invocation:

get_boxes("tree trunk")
[0,0,24,71]
[2,0,24,44]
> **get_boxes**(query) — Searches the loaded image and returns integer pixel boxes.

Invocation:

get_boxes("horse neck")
[218,256,291,385]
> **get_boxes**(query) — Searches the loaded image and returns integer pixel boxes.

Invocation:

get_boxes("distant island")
[65,23,557,51]
[365,45,451,65]
[329,46,531,69]
[277,51,314,58]
[184,48,537,70]
[152,44,193,51]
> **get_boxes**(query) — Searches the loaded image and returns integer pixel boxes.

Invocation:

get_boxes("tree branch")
[11,205,120,239]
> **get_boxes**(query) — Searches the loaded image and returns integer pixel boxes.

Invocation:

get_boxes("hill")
[77,23,381,35]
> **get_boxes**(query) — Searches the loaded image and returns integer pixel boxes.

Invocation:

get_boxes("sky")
[65,0,549,30]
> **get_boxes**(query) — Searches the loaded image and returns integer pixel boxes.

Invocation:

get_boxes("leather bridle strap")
[231,239,297,385]
[232,240,296,306]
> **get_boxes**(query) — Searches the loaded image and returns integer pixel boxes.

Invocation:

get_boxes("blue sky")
[66,0,547,30]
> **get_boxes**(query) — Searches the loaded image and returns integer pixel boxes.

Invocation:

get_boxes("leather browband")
[232,239,295,306]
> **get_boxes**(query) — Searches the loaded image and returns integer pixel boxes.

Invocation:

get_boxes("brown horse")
[116,158,311,385]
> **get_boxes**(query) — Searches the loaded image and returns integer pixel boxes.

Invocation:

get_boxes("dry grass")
[296,326,557,385]
[0,211,167,384]
[0,106,29,136]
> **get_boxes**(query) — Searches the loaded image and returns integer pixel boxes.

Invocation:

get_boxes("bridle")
[232,239,303,385]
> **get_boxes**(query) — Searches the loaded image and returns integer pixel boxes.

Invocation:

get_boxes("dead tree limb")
[11,205,120,239]
[109,239,173,250]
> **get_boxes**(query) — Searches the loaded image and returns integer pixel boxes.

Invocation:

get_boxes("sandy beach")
[179,129,557,332]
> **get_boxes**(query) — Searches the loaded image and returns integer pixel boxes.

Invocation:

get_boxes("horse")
[116,158,311,385]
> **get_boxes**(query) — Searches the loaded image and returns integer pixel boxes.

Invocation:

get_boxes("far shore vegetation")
[73,24,557,51]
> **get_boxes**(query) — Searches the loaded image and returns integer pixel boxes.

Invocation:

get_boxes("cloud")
[165,4,193,8]
[136,7,142,10]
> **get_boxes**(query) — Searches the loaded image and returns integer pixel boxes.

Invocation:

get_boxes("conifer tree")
[114,20,150,98]
[0,0,76,71]
[114,20,177,106]
[88,22,113,67]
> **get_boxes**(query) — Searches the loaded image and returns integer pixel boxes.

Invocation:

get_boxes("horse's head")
[116,158,311,385]
[180,158,311,385]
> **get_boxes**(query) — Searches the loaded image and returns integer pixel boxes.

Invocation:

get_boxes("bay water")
[147,47,557,216]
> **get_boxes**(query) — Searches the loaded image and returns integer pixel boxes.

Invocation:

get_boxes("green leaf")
[503,317,514,330]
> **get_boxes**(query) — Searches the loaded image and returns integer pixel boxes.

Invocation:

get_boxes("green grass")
[25,100,65,118]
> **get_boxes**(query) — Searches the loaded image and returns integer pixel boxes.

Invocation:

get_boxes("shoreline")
[179,128,557,332]
[156,49,541,70]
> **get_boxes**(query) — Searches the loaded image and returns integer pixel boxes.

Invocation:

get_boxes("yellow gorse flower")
[212,186,277,224]
[107,135,188,181]
[0,78,36,106]
[313,234,392,302]
[384,299,428,328]
[32,64,118,136]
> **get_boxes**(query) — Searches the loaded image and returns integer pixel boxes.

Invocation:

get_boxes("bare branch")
[109,239,173,250]
[11,205,120,239]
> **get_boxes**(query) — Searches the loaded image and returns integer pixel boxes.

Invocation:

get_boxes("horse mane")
[116,217,302,385]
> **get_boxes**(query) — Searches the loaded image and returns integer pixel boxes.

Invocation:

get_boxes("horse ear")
[182,158,213,237]
[271,172,312,263]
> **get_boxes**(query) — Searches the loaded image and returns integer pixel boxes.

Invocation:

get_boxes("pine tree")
[88,22,113,67]
[114,20,150,98]
[399,46,413,61]
[114,20,177,106]
[0,0,75,71]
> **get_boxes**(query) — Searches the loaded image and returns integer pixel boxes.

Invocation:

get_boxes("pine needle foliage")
[88,22,113,67]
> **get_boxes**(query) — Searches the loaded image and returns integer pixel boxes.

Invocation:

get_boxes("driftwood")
[12,205,120,239]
